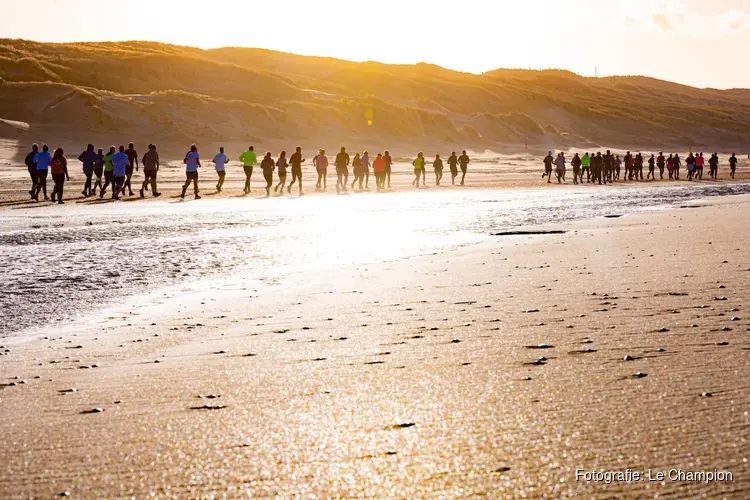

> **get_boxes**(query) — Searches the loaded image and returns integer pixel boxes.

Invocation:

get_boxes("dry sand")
[1,193,749,498]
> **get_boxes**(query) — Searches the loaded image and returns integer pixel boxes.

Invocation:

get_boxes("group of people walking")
[543,151,739,185]
[22,143,474,202]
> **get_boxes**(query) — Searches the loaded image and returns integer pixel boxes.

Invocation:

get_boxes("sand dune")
[2,39,750,152]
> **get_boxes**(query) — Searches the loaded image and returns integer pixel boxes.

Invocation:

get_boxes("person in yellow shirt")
[239,146,257,194]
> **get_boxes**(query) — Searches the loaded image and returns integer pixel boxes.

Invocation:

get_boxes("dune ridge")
[2,39,750,152]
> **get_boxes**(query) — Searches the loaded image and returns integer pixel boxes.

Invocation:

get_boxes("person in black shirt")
[287,147,305,195]
[123,143,139,196]
[24,143,39,198]
[433,154,443,186]
[448,152,459,185]
[542,151,554,183]
[729,153,737,179]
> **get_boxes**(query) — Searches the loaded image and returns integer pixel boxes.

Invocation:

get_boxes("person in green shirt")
[239,146,257,194]
[580,153,591,183]
[412,152,425,188]
[100,145,116,198]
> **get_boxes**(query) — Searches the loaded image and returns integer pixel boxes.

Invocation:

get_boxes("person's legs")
[83,170,93,195]
[28,168,37,195]
[264,170,272,196]
[316,169,323,189]
[151,171,159,195]
[386,167,391,188]
[112,176,124,199]
[36,170,48,200]
[243,166,252,193]
[51,173,60,202]
[336,168,343,190]
[124,167,133,195]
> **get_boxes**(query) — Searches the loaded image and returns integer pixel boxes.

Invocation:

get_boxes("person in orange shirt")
[372,153,386,190]
[50,148,69,204]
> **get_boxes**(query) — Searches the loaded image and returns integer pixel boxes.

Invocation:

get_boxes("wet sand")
[1,195,749,498]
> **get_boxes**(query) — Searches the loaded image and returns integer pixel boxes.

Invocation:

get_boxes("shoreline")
[1,194,749,497]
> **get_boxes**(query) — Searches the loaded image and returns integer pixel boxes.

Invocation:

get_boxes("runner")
[433,154,443,186]
[24,143,39,198]
[32,144,52,201]
[458,150,470,185]
[634,153,644,180]
[448,152,459,185]
[708,153,719,179]
[571,153,581,184]
[49,148,69,204]
[78,144,96,197]
[667,154,674,179]
[673,153,681,179]
[686,153,696,181]
[100,146,115,198]
[696,152,705,180]
[239,146,257,194]
[373,153,386,190]
[110,146,130,200]
[614,155,622,180]
[213,147,228,192]
[123,142,139,196]
[261,152,275,197]
[181,144,201,200]
[657,152,665,179]
[729,153,737,179]
[543,151,554,183]
[140,144,161,198]
[383,150,393,188]
[554,152,566,183]
[333,148,348,192]
[316,149,331,190]
[274,150,288,194]
[647,154,655,180]
[603,150,613,183]
[350,153,362,190]
[287,147,305,195]
[360,151,370,190]
[332,147,348,190]
[592,152,604,184]
[581,152,591,183]
[93,148,104,196]
[624,151,633,180]
[412,152,425,187]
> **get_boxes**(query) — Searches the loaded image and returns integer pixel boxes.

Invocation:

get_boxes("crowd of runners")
[22,143,473,203]
[20,142,743,204]
[543,151,740,184]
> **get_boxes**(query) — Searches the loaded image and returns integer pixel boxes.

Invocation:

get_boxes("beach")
[1,188,749,497]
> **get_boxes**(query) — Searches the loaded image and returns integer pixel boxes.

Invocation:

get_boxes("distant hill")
[1,38,750,152]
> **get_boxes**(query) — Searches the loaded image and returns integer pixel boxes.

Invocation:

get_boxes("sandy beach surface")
[1,187,749,497]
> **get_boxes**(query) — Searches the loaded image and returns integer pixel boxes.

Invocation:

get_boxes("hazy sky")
[2,0,749,89]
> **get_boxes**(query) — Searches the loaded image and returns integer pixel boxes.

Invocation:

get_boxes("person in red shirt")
[372,153,386,190]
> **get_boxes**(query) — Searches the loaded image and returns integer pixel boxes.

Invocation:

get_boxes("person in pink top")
[314,149,328,190]
[695,152,705,180]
